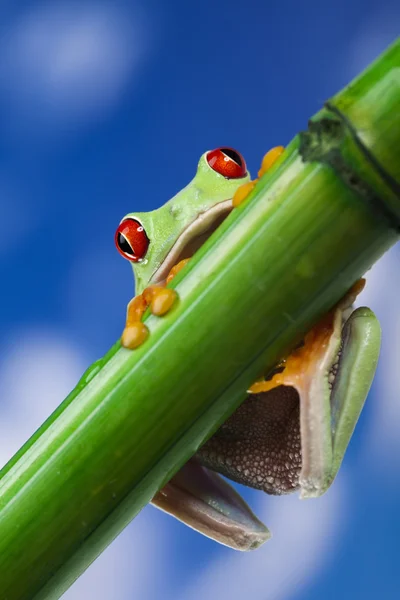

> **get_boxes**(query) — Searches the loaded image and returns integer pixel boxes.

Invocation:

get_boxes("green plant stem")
[0,39,399,600]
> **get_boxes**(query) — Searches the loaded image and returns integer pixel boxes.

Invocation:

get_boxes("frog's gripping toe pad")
[152,460,270,551]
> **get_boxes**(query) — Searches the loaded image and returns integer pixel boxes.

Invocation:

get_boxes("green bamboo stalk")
[0,39,399,600]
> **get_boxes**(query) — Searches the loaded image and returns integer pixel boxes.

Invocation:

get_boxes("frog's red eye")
[115,218,150,262]
[206,147,247,179]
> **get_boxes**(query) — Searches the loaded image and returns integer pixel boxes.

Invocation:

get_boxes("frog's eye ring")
[206,147,247,179]
[115,218,150,262]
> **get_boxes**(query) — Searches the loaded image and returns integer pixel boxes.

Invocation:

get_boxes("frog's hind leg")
[329,307,381,482]
[198,284,380,500]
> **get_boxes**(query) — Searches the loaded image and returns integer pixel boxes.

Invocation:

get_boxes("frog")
[115,146,381,551]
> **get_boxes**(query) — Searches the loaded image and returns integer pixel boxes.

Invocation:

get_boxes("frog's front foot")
[121,259,190,349]
[232,146,285,208]
[122,319,150,349]
[121,286,177,349]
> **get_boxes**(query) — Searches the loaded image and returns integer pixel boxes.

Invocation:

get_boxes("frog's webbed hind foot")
[152,459,271,551]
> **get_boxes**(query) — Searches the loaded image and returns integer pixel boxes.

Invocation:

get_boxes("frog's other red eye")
[206,147,247,179]
[115,218,150,262]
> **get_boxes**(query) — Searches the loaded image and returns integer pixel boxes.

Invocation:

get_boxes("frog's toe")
[257,146,285,178]
[142,285,178,316]
[232,180,257,208]
[150,287,177,316]
[121,321,149,349]
[232,146,285,209]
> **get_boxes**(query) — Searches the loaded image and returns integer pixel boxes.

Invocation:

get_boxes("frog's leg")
[197,280,381,498]
[232,146,285,208]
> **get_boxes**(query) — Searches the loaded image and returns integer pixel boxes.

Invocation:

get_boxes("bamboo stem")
[0,39,399,600]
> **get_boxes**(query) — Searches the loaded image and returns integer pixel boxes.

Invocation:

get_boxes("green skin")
[118,151,381,551]
[122,152,251,294]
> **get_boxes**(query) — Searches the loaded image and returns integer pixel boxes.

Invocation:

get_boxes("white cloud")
[0,2,149,129]
[63,526,133,600]
[64,507,169,600]
[0,329,89,466]
[179,479,347,600]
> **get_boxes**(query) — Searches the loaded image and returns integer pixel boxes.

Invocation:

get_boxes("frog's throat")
[150,199,233,285]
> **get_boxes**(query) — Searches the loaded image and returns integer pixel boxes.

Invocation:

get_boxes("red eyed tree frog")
[115,147,381,551]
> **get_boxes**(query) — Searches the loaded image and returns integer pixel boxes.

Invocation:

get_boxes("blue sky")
[0,1,399,599]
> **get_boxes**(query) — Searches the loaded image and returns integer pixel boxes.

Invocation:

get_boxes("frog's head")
[115,148,250,294]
